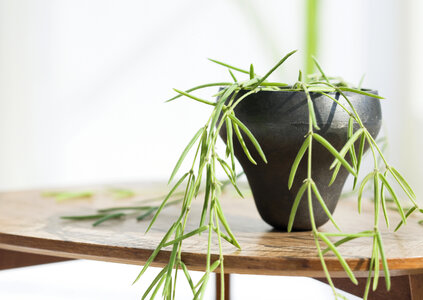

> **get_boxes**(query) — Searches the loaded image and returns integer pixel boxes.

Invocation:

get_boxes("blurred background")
[1,0,422,195]
[0,0,422,299]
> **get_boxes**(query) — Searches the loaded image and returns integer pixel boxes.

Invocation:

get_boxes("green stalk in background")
[305,0,319,77]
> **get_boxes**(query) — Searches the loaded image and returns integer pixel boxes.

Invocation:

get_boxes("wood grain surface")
[1,182,423,278]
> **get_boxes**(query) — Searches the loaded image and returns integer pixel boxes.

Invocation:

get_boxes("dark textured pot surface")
[219,90,381,231]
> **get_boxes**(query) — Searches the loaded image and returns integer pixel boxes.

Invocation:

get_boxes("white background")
[0,0,422,299]
[1,0,422,192]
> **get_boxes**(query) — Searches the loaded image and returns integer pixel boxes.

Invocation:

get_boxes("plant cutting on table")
[61,50,421,300]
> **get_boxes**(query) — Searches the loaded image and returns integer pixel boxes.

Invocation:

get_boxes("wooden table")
[0,183,422,299]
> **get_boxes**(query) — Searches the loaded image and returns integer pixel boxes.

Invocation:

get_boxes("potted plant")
[64,50,420,299]
[132,50,421,299]
[217,79,382,231]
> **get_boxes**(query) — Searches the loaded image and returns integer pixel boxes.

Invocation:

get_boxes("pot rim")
[224,86,378,95]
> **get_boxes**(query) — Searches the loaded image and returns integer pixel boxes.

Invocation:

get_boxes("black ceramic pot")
[219,90,381,231]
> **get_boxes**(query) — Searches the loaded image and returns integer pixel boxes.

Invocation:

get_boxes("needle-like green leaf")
[92,213,125,227]
[376,232,390,290]
[180,261,196,295]
[141,265,168,300]
[380,172,390,228]
[287,182,308,232]
[378,173,406,223]
[389,167,416,200]
[315,240,338,299]
[348,117,358,168]
[168,128,204,184]
[199,164,212,228]
[61,214,107,220]
[154,276,167,298]
[163,226,208,247]
[210,85,237,131]
[249,64,254,80]
[173,89,216,106]
[194,259,219,291]
[133,222,178,284]
[330,130,362,187]
[208,58,250,74]
[323,231,374,237]
[217,156,235,179]
[163,227,180,293]
[372,241,380,291]
[363,249,376,300]
[215,201,241,249]
[199,127,208,162]
[322,231,374,254]
[254,50,297,87]
[194,171,203,197]
[374,173,381,226]
[288,136,310,190]
[337,87,384,99]
[394,206,417,232]
[98,206,153,213]
[181,174,196,214]
[232,120,256,165]
[311,182,340,231]
[225,118,236,172]
[228,113,267,164]
[217,157,244,198]
[297,70,303,82]
[228,69,237,83]
[166,82,232,102]
[358,172,374,213]
[240,78,260,89]
[147,173,189,232]
[212,226,233,245]
[312,56,330,84]
[317,92,351,120]
[328,163,341,187]
[330,129,364,170]
[318,233,358,285]
[303,84,320,130]
[213,87,229,98]
[193,272,211,300]
[136,207,157,221]
[313,134,357,177]
[354,133,366,190]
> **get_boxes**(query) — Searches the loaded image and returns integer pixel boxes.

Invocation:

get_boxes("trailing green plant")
[60,51,420,299]
[130,50,421,300]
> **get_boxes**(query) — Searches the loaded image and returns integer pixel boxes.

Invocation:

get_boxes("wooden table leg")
[410,274,423,300]
[0,249,71,270]
[316,275,423,300]
[216,273,230,300]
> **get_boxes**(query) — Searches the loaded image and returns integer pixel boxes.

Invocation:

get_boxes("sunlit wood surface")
[1,183,422,278]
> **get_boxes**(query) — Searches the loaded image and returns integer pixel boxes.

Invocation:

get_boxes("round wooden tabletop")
[0,183,422,278]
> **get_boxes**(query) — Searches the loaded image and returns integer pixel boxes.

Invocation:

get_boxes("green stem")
[305,0,319,77]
